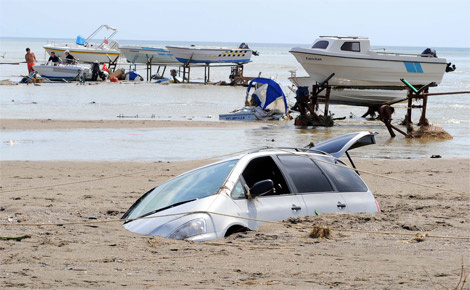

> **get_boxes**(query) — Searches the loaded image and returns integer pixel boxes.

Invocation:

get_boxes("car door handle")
[337,202,347,209]
[291,204,301,211]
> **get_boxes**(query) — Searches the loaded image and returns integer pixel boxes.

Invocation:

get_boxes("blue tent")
[246,78,287,114]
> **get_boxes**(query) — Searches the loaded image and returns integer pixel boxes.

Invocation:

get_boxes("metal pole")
[207,64,210,83]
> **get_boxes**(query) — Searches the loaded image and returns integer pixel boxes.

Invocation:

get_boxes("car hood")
[123,195,218,236]
[310,131,377,158]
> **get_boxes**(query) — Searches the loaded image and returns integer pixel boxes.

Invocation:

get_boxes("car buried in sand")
[122,131,380,241]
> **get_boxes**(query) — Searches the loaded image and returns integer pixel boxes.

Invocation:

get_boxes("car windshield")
[125,159,238,219]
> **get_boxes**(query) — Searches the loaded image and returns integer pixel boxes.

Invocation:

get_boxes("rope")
[0,149,251,194]
[1,210,469,240]
[0,168,159,194]
[1,147,467,241]
[268,147,468,195]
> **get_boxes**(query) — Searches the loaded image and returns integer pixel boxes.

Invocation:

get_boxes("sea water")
[0,37,469,161]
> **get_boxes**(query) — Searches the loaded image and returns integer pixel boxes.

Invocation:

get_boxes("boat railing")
[374,50,425,58]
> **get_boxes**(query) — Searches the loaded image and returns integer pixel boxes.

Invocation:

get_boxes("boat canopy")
[247,78,287,114]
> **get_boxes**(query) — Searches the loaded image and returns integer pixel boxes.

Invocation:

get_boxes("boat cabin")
[311,36,371,54]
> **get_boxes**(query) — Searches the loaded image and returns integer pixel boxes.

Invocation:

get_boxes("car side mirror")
[249,179,274,198]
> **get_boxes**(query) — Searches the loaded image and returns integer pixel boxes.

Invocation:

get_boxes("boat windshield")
[124,159,238,219]
[312,40,329,49]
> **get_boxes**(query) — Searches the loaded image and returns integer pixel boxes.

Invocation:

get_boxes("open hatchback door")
[309,131,377,158]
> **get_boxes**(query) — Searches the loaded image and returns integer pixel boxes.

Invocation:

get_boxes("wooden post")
[418,88,429,126]
[324,87,331,119]
[406,90,413,134]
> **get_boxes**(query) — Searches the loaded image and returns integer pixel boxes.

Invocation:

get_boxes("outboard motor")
[239,42,259,56]
[91,61,108,81]
[446,62,456,72]
[238,42,249,49]
[91,61,100,81]
[421,48,437,57]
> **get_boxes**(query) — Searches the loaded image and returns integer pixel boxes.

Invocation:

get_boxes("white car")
[122,131,380,241]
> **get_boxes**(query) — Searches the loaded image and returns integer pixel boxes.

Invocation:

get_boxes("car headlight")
[168,218,207,240]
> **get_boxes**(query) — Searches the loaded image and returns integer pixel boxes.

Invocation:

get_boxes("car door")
[276,154,348,215]
[230,156,306,227]
[313,157,377,213]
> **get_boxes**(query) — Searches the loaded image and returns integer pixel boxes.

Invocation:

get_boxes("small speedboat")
[290,36,453,87]
[43,25,120,63]
[219,78,288,121]
[32,64,92,81]
[166,43,255,65]
[119,45,179,64]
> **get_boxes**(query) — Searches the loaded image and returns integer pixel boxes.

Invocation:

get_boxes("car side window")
[315,159,368,192]
[277,155,333,193]
[231,179,246,199]
[242,156,290,195]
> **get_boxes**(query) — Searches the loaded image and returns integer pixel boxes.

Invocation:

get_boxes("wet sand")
[1,157,469,289]
[0,118,265,130]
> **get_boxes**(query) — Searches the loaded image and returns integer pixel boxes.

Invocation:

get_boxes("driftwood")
[0,235,31,241]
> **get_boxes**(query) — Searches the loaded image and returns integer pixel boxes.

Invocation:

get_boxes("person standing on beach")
[25,48,37,74]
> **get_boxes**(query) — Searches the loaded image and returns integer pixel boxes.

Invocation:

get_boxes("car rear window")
[277,155,333,193]
[315,159,368,192]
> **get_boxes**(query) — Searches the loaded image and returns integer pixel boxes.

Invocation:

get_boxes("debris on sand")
[308,226,332,239]
[410,125,453,140]
[0,79,18,86]
[0,235,31,242]
[404,232,428,243]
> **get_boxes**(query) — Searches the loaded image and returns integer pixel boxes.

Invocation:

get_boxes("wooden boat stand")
[293,73,337,127]
[379,80,470,138]
[293,74,470,138]
[106,55,120,73]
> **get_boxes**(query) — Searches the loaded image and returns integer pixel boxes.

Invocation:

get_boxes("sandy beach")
[1,140,469,289]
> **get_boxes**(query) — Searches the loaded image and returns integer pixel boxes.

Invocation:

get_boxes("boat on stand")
[289,36,455,107]
[290,36,454,87]
[43,25,120,64]
[166,43,257,64]
[119,45,179,64]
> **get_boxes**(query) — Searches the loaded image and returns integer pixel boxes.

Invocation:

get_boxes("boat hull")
[290,48,447,86]
[166,46,252,64]
[119,45,179,64]
[290,76,407,106]
[32,64,91,81]
[44,45,120,64]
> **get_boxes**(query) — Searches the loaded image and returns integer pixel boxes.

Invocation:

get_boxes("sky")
[0,0,469,47]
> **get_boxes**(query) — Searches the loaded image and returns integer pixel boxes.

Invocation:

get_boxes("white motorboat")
[44,25,120,64]
[32,64,92,81]
[290,36,452,87]
[119,45,179,64]
[166,43,255,64]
